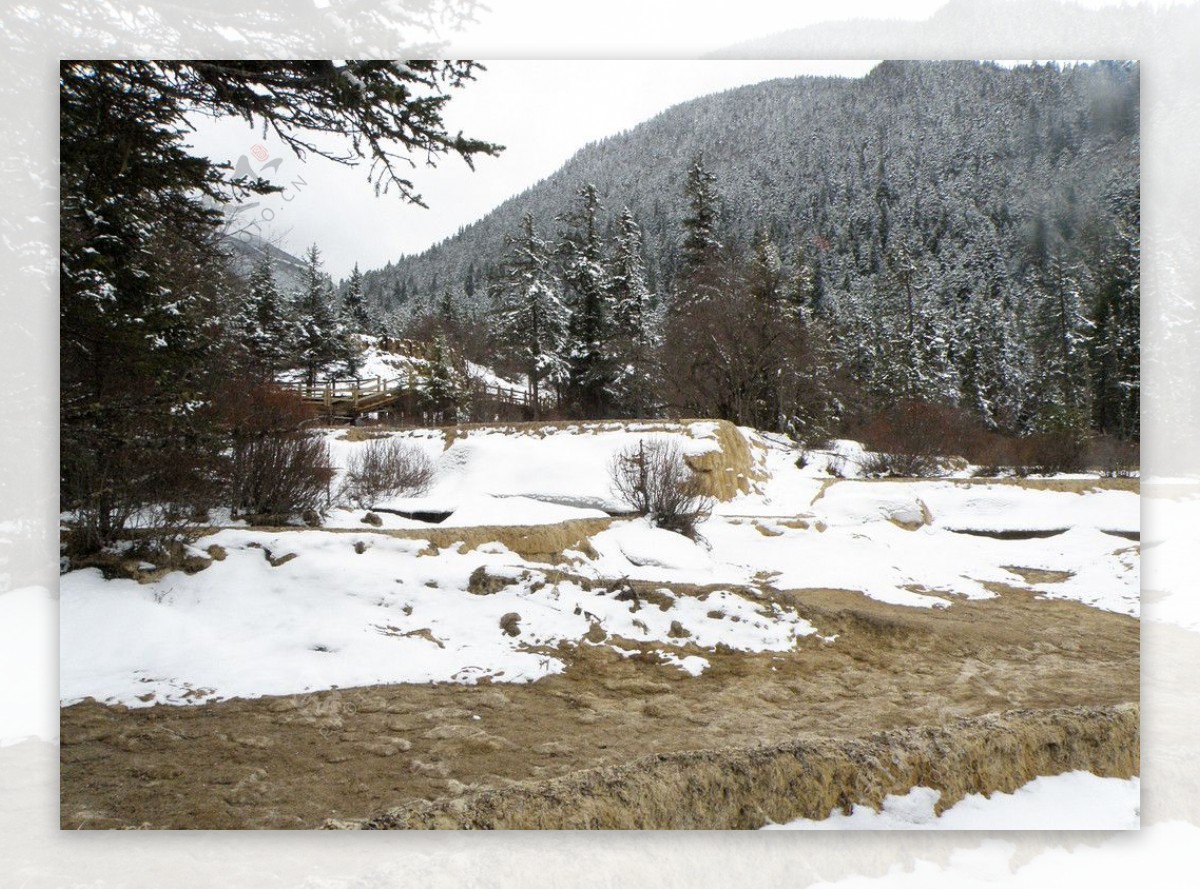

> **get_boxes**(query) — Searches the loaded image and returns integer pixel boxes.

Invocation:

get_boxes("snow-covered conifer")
[491,213,568,418]
[558,183,616,418]
[294,245,356,386]
[234,253,293,379]
[607,207,660,416]
[341,262,370,332]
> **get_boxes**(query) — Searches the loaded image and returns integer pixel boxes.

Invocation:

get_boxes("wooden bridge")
[279,375,536,421]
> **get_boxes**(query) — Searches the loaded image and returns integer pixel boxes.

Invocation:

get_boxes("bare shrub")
[859,450,939,478]
[1086,435,1139,478]
[825,453,846,478]
[222,385,333,524]
[609,438,713,540]
[854,400,1043,478]
[229,432,333,523]
[855,401,955,477]
[339,438,434,508]
[62,429,222,560]
[1015,430,1089,476]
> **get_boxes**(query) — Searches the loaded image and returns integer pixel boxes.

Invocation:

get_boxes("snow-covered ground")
[59,520,821,707]
[325,420,727,515]
[761,772,1139,830]
[60,423,1139,707]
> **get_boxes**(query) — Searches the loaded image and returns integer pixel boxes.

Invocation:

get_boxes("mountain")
[357,60,1138,323]
[221,228,309,295]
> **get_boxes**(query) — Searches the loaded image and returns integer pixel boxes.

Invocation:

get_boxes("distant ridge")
[357,60,1137,326]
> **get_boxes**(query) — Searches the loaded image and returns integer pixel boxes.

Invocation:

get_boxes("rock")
[468,566,524,595]
[472,690,510,710]
[499,612,522,637]
[360,738,410,757]
[423,724,485,741]
[421,706,472,721]
[883,497,933,531]
[411,759,450,778]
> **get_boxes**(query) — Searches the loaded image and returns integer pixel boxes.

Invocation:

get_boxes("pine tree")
[60,63,237,553]
[491,213,568,419]
[677,153,722,294]
[1088,183,1139,439]
[558,183,615,418]
[607,207,660,417]
[294,245,354,386]
[418,332,470,423]
[438,286,460,330]
[787,242,819,317]
[341,262,370,332]
[1030,253,1093,433]
[59,60,498,554]
[235,253,293,379]
[868,241,959,404]
[748,230,786,311]
[464,262,477,299]
[955,285,1029,431]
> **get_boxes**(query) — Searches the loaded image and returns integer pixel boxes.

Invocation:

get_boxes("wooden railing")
[279,376,539,415]
[475,382,534,407]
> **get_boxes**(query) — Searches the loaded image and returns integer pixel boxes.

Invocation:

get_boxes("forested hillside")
[362,60,1138,445]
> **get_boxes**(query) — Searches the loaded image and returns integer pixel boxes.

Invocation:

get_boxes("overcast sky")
[187,60,883,280]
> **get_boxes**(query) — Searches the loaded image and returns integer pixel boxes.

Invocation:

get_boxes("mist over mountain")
[223,228,309,295]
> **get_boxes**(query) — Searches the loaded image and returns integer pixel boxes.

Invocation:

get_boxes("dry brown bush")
[859,450,939,478]
[222,385,333,523]
[1013,431,1088,476]
[609,438,713,539]
[1086,435,1139,478]
[338,438,434,508]
[852,400,1101,478]
[855,400,966,477]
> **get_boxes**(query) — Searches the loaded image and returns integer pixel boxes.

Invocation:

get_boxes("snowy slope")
[326,421,730,516]
[60,522,819,708]
[60,423,1139,708]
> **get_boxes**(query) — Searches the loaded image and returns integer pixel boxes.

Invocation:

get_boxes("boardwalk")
[279,376,535,421]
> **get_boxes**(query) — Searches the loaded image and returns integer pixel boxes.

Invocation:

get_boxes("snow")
[703,513,1138,615]
[599,521,714,570]
[363,422,723,515]
[59,423,1141,707]
[59,525,817,708]
[761,772,1139,830]
[441,495,607,527]
[709,436,1139,615]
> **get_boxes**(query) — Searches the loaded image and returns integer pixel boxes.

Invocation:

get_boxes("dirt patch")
[60,583,1138,829]
[681,420,764,500]
[336,428,394,442]
[1004,566,1076,585]
[248,518,611,564]
[345,704,1137,830]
